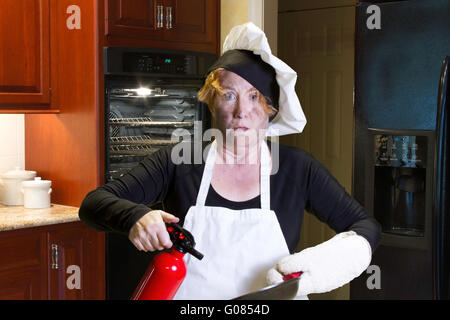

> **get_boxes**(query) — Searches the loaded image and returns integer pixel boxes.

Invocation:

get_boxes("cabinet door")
[163,0,218,46]
[105,0,163,41]
[102,0,219,54]
[0,229,47,300]
[0,268,43,299]
[47,222,105,300]
[0,0,51,109]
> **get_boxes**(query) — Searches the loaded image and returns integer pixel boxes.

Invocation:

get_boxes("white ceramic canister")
[21,177,52,209]
[0,167,37,206]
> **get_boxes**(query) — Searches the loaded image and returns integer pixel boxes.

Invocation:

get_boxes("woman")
[79,23,381,299]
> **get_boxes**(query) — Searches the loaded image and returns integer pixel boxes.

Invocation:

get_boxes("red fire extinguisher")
[131,223,204,300]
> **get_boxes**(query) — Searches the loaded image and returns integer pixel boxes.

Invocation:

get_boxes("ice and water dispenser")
[370,130,432,238]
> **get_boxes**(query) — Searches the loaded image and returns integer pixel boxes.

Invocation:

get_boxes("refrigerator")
[351,0,450,299]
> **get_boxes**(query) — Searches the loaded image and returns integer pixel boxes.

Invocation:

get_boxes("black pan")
[232,277,301,300]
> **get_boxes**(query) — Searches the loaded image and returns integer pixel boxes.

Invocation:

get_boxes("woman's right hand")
[128,210,180,252]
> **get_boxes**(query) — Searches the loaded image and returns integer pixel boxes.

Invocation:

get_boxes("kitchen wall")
[221,0,249,51]
[221,0,278,54]
[0,114,24,174]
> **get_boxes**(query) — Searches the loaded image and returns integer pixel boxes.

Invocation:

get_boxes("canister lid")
[22,177,51,188]
[1,166,36,180]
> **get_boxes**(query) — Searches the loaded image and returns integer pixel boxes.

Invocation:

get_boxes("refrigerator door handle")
[433,56,449,300]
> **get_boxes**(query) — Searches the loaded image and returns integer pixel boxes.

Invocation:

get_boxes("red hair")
[197,68,277,117]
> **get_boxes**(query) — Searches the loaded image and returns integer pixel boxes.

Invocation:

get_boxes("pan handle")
[283,272,303,281]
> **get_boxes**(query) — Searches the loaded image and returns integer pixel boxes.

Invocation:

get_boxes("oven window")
[106,84,203,181]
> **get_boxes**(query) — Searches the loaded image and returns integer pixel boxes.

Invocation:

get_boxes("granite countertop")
[0,203,80,231]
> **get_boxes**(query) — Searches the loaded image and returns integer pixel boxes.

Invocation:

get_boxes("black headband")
[206,49,279,113]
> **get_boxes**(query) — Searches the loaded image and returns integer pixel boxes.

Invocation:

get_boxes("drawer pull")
[157,5,164,29]
[166,7,172,29]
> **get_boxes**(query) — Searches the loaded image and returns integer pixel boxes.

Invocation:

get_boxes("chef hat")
[208,22,307,137]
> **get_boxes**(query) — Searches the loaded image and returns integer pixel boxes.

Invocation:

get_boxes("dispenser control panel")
[374,134,427,168]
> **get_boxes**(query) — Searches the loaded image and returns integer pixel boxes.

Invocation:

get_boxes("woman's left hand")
[266,231,372,296]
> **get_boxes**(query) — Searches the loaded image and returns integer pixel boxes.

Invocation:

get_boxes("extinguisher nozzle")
[189,247,204,260]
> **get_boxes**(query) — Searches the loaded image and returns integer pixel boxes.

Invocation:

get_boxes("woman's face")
[213,70,269,147]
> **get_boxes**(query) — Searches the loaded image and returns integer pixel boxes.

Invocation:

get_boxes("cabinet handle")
[157,5,164,29]
[51,244,59,270]
[166,7,172,29]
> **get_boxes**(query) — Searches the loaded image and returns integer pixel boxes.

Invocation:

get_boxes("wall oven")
[103,47,216,299]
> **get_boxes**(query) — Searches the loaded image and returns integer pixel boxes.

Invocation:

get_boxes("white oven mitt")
[266,231,372,296]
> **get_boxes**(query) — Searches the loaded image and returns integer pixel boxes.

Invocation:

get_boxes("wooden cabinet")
[105,0,163,41]
[0,0,58,113]
[0,222,105,300]
[0,268,45,299]
[25,0,100,206]
[103,0,220,54]
[0,230,47,299]
[47,222,105,300]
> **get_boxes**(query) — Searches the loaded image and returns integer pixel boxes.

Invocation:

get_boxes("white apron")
[173,140,294,300]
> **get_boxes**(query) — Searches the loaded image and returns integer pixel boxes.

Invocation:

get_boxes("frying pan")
[232,273,302,300]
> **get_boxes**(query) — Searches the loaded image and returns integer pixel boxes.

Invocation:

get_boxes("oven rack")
[109,117,194,127]
[110,135,179,146]
[109,144,159,157]
[109,93,198,100]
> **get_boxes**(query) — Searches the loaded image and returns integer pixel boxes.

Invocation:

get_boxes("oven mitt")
[266,231,372,296]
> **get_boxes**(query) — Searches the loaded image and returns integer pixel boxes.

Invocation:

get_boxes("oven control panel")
[104,47,216,78]
[123,52,196,75]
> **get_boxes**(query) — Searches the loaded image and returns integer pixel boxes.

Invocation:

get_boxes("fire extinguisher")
[131,223,204,300]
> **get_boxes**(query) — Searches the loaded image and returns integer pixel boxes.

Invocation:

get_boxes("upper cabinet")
[0,0,219,114]
[103,0,219,55]
[105,0,163,41]
[0,0,58,113]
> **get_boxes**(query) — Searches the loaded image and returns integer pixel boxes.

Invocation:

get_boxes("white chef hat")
[212,22,307,137]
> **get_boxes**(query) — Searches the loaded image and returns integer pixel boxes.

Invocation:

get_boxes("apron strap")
[196,141,217,206]
[196,140,271,210]
[260,140,271,210]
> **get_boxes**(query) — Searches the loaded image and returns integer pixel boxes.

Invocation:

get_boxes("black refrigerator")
[351,0,450,299]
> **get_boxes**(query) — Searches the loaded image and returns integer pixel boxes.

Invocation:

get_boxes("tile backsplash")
[0,114,25,174]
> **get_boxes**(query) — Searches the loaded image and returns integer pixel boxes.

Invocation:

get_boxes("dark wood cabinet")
[103,0,220,54]
[105,0,163,41]
[0,222,105,300]
[47,222,105,300]
[164,0,217,45]
[0,230,47,299]
[0,0,58,113]
[0,267,45,299]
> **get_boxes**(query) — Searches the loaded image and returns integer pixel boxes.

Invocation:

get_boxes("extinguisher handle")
[166,223,204,260]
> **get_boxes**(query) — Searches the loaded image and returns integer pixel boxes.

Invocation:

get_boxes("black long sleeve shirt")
[79,141,381,254]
